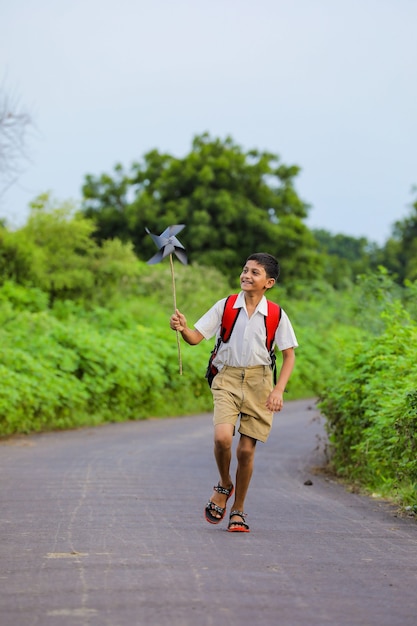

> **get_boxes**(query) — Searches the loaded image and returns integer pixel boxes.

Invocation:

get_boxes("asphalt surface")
[0,399,416,626]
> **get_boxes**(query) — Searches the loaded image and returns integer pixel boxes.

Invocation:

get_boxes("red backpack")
[205,294,281,387]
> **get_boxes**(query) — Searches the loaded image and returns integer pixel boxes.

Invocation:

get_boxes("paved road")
[0,399,416,626]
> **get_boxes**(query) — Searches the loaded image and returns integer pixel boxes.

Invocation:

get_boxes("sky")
[1,0,416,244]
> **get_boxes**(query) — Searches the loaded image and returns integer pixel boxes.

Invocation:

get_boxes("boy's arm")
[170,309,204,345]
[265,347,296,412]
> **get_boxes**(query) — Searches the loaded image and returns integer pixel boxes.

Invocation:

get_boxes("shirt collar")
[236,291,268,316]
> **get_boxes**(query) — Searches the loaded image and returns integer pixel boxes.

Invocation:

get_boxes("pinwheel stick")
[169,253,183,375]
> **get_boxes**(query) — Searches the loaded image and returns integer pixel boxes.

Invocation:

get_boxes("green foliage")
[0,223,39,285]
[312,229,380,287]
[0,194,143,304]
[403,278,417,322]
[0,300,213,436]
[0,261,236,437]
[276,279,366,399]
[82,133,324,288]
[319,273,417,506]
[0,280,48,312]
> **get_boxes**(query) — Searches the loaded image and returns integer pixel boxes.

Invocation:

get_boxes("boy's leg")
[229,434,257,528]
[207,423,234,519]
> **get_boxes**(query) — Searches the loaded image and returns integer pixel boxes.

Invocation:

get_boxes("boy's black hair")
[245,253,280,281]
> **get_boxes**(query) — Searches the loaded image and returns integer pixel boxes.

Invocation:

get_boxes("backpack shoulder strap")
[205,295,240,387]
[220,294,241,342]
[265,300,282,386]
[265,300,281,351]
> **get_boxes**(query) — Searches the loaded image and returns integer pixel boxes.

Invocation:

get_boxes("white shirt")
[194,292,298,371]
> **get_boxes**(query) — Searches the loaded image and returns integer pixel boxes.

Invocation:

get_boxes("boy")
[170,253,298,532]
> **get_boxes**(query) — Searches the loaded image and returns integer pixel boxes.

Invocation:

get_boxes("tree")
[313,229,380,287]
[0,193,141,304]
[0,222,38,286]
[379,190,417,284]
[82,133,323,285]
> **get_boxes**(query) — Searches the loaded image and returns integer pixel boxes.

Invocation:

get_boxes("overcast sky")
[1,0,416,244]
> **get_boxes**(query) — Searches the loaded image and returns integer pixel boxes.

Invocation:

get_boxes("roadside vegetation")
[1,133,416,511]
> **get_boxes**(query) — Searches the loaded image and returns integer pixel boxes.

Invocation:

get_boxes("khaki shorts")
[211,365,274,443]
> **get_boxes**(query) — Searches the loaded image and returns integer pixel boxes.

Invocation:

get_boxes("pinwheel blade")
[147,250,165,265]
[174,248,188,265]
[160,224,185,238]
[171,237,185,250]
[145,227,165,250]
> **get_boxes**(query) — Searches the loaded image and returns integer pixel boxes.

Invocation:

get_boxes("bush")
[0,304,213,436]
[319,296,417,506]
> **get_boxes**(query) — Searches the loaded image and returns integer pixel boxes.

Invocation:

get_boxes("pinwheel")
[146,225,188,374]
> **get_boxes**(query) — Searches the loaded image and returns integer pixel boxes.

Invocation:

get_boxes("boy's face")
[240,260,276,293]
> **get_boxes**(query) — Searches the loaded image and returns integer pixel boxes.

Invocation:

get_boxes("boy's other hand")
[170,309,187,332]
[265,389,284,412]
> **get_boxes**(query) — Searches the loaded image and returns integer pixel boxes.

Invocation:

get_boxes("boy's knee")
[214,424,234,450]
[237,437,256,464]
[237,446,255,465]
